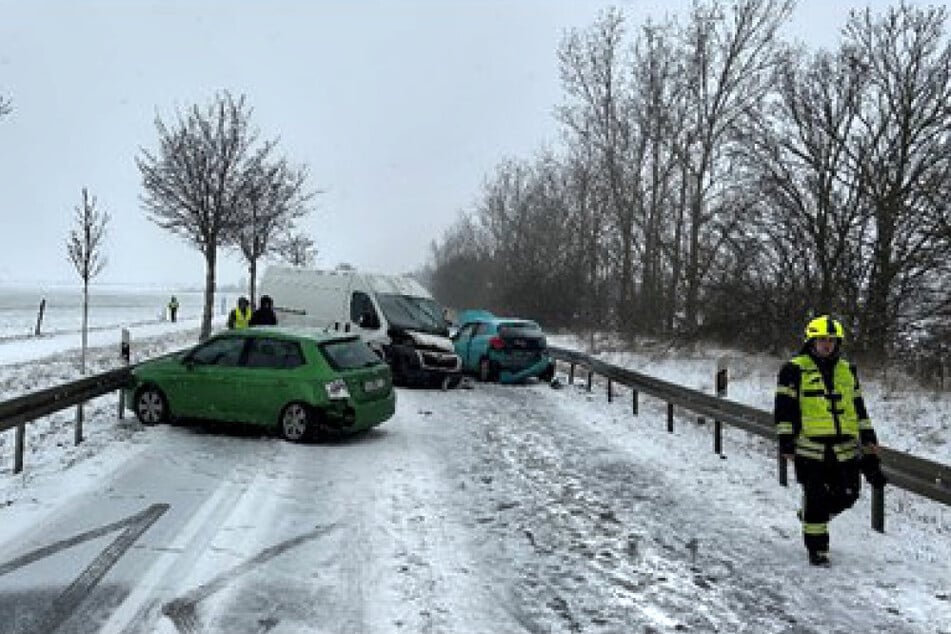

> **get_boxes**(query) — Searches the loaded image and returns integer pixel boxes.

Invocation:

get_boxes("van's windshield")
[375,294,448,335]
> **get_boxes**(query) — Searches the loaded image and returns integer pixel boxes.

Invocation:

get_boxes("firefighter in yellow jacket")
[774,315,884,566]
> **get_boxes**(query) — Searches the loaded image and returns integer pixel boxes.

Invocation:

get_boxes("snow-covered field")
[0,321,948,633]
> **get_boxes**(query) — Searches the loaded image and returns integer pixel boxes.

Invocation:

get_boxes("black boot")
[808,550,830,566]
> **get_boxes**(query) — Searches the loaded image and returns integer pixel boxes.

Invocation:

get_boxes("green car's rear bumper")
[326,391,396,433]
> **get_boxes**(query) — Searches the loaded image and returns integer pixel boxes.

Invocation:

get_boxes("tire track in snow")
[431,382,805,632]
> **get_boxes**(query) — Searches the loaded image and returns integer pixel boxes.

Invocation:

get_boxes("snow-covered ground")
[0,322,948,633]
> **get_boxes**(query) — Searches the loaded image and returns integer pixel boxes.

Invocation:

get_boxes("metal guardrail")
[0,367,133,434]
[4,343,949,518]
[0,366,135,474]
[549,345,951,515]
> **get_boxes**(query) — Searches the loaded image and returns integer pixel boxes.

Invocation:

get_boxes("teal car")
[451,310,555,384]
[128,327,395,441]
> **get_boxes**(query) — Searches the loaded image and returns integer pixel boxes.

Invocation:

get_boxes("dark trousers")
[794,444,861,553]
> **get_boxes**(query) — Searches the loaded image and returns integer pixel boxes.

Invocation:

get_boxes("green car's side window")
[245,338,304,369]
[189,337,246,366]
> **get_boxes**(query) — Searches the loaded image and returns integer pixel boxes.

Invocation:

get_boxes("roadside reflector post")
[118,328,130,420]
[586,370,593,392]
[607,379,613,402]
[779,453,788,486]
[714,358,728,456]
[34,297,46,336]
[569,363,575,385]
[14,424,24,474]
[871,487,885,533]
[667,402,674,433]
[632,390,638,416]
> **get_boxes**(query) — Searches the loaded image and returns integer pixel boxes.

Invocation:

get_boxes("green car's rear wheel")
[279,402,313,442]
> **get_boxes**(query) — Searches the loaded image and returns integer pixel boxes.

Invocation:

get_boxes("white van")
[259,265,461,387]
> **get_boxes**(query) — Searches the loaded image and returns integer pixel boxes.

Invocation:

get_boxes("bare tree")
[229,158,313,304]
[677,0,794,332]
[136,91,277,340]
[66,187,109,444]
[67,187,110,373]
[739,46,867,339]
[841,4,951,358]
[631,19,684,335]
[557,9,645,332]
[274,231,317,267]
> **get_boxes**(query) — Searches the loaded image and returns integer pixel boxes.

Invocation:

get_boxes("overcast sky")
[0,0,911,289]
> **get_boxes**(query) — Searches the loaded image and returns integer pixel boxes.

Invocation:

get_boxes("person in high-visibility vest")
[774,315,884,566]
[227,297,252,329]
[167,296,179,322]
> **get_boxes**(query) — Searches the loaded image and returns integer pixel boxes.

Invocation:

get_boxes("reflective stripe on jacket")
[790,354,862,439]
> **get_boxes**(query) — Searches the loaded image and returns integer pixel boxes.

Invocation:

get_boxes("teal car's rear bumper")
[499,357,554,384]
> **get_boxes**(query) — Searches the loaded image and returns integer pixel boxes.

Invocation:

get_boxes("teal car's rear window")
[319,339,383,370]
[498,322,541,337]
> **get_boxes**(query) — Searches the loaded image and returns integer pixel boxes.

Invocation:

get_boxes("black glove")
[860,453,888,489]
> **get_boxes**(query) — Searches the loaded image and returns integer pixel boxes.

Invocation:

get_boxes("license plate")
[364,377,386,391]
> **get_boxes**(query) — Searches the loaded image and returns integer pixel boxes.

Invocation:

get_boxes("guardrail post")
[569,363,575,385]
[14,424,24,474]
[607,379,613,402]
[586,370,593,392]
[778,453,788,487]
[667,403,674,432]
[632,390,638,416]
[871,487,885,533]
[75,404,84,445]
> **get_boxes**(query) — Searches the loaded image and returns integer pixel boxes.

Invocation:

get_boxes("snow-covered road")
[0,378,948,633]
[0,325,948,633]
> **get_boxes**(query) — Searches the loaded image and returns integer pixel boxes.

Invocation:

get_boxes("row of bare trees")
[6,88,316,357]
[426,1,951,367]
[136,91,316,340]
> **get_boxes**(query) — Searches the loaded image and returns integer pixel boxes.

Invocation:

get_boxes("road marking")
[7,504,170,634]
[162,524,335,634]
[104,480,248,634]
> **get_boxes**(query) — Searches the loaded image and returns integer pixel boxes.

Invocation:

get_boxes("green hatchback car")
[128,327,395,441]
